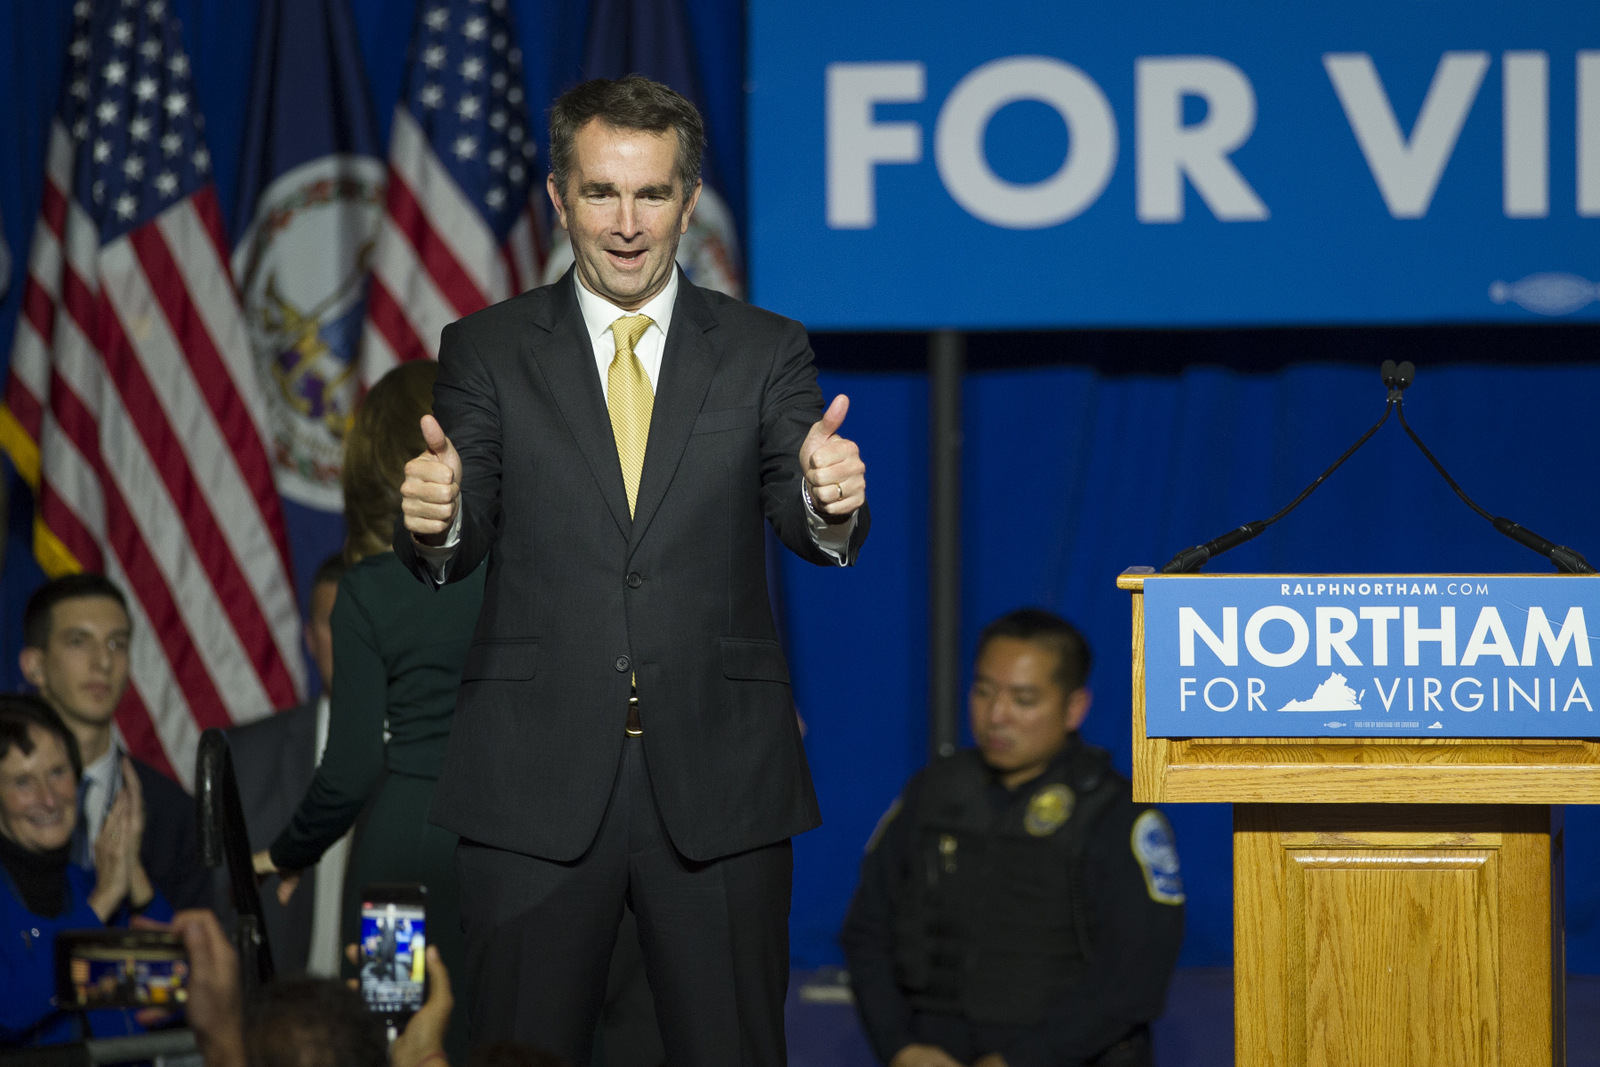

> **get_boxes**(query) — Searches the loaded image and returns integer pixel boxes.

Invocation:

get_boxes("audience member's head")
[0,694,82,853]
[18,574,132,756]
[466,1044,571,1067]
[304,553,348,691]
[342,360,439,564]
[969,608,1094,786]
[244,977,387,1067]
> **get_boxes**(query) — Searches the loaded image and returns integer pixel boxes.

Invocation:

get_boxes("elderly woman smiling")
[0,693,172,1045]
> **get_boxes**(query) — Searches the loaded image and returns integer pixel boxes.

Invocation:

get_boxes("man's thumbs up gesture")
[798,394,866,523]
[401,414,463,546]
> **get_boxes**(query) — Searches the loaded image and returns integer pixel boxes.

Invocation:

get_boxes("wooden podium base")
[1234,804,1565,1067]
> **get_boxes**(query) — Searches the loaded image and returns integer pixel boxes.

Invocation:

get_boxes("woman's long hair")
[342,361,440,564]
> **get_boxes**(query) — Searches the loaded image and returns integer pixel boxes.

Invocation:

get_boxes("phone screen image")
[63,936,188,1010]
[359,898,426,1017]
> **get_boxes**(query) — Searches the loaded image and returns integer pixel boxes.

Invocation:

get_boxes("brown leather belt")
[625,687,642,736]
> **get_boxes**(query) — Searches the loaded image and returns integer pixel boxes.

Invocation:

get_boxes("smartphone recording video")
[359,883,427,1021]
[55,929,189,1011]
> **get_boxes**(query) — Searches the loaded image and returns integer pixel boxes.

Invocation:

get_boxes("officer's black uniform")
[840,736,1184,1067]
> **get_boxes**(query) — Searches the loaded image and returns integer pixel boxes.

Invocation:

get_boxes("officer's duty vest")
[889,743,1120,1027]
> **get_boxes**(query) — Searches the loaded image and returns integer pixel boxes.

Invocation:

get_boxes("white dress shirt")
[79,744,118,850]
[576,265,678,400]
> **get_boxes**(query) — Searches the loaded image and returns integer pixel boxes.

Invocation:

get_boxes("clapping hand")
[88,758,152,920]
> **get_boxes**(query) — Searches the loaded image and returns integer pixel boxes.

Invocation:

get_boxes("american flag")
[358,0,546,384]
[0,0,305,785]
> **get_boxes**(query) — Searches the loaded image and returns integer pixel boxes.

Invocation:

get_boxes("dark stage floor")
[788,968,1600,1066]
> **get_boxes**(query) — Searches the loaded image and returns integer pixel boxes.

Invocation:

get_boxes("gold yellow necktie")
[607,314,655,517]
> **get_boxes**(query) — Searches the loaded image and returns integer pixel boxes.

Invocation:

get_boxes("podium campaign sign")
[1143,575,1600,738]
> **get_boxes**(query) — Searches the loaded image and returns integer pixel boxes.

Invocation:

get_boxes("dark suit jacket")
[131,756,212,912]
[396,271,869,863]
[219,702,320,974]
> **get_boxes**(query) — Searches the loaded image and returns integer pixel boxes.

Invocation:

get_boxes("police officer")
[841,609,1184,1067]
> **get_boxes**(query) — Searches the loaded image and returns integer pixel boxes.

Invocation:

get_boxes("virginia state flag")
[233,0,385,513]
[542,0,744,297]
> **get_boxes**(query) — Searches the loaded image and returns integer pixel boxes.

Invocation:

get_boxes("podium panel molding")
[1235,803,1563,1067]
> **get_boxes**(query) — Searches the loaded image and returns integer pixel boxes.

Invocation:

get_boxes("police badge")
[1023,783,1076,836]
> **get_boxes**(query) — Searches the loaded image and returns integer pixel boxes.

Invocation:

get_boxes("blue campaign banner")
[748,1,1600,330]
[1143,575,1600,738]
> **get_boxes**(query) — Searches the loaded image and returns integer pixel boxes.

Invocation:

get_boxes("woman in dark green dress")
[253,361,481,1057]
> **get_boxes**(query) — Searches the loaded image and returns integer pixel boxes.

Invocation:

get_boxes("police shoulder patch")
[1131,809,1185,905]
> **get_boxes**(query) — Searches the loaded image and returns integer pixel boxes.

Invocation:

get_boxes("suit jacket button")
[626,572,643,588]
[615,656,631,672]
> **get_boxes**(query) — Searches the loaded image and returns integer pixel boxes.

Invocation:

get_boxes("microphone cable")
[1159,364,1402,574]
[1160,360,1595,574]
[1392,386,1595,574]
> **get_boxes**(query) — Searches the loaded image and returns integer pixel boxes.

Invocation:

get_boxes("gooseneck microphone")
[1159,363,1400,573]
[1160,361,1595,574]
[1386,369,1595,574]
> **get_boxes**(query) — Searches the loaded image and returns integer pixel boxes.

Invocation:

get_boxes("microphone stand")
[1159,360,1596,575]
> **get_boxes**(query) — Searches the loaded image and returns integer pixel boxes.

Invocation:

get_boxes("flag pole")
[929,329,963,761]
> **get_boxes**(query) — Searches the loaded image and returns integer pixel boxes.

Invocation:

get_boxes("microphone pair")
[1380,359,1415,400]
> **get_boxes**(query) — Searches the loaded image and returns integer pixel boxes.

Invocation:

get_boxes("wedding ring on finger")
[836,482,846,502]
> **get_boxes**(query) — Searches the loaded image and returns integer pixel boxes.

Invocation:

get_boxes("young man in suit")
[19,573,211,911]
[397,75,869,1063]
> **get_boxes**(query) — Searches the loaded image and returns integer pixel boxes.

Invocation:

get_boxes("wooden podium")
[1119,571,1588,1067]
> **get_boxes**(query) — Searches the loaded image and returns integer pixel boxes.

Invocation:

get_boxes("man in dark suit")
[221,554,348,976]
[396,76,868,1064]
[19,574,211,912]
